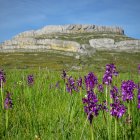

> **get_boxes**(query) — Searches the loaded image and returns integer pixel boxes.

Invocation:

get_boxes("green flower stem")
[106,85,112,140]
[108,86,112,140]
[90,124,94,140]
[80,116,88,140]
[106,86,108,103]
[128,102,132,139]
[115,118,117,140]
[6,109,8,130]
[106,86,110,139]
[110,87,113,140]
[80,87,82,96]
[1,81,4,109]
[103,110,107,124]
[128,102,131,116]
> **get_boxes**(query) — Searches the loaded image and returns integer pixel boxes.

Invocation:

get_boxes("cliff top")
[14,24,124,39]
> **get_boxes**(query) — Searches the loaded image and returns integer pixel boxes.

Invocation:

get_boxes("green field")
[0,52,140,139]
[0,51,140,73]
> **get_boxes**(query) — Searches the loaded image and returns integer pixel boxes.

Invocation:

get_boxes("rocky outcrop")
[115,40,140,50]
[89,38,115,49]
[13,24,124,38]
[89,38,140,52]
[0,38,79,52]
[0,24,139,55]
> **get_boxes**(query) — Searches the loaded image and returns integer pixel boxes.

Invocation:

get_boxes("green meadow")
[0,51,140,139]
[0,51,139,72]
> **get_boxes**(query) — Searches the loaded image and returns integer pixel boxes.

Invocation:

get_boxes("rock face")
[13,24,124,38]
[115,40,140,50]
[0,38,80,52]
[0,24,139,55]
[89,38,140,52]
[89,38,115,49]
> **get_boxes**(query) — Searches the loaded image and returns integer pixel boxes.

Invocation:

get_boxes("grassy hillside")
[0,51,139,73]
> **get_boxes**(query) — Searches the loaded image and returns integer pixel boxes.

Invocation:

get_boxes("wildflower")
[85,72,98,91]
[27,75,34,86]
[98,84,104,93]
[66,83,72,94]
[68,76,75,88]
[110,101,127,118]
[0,69,6,87]
[62,70,67,81]
[103,64,118,85]
[106,64,118,76]
[110,86,119,101]
[121,80,136,101]
[4,92,13,109]
[82,90,100,124]
[66,76,78,94]
[99,100,108,112]
[77,77,82,88]
[138,84,140,109]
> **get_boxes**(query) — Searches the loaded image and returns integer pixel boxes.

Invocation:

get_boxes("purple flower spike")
[66,76,78,94]
[62,70,67,81]
[138,84,140,109]
[4,92,13,109]
[121,80,136,102]
[66,83,72,94]
[110,101,127,118]
[27,75,34,86]
[0,69,6,87]
[98,84,104,93]
[77,77,82,88]
[82,90,100,124]
[84,72,98,91]
[99,101,108,112]
[103,64,118,85]
[110,86,119,101]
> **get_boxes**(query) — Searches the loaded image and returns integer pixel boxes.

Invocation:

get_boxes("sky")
[0,0,140,42]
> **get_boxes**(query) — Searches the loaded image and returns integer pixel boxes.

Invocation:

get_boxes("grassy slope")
[1,31,138,72]
[0,51,139,73]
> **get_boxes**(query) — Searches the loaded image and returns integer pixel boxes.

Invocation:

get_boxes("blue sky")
[0,0,140,42]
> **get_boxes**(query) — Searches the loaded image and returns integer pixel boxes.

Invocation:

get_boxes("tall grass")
[0,67,139,140]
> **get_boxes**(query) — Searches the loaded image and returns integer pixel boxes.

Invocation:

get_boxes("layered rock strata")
[13,24,124,38]
[89,39,140,52]
[0,24,139,54]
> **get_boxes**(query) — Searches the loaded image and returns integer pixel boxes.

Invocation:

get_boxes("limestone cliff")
[0,24,139,55]
[13,24,124,38]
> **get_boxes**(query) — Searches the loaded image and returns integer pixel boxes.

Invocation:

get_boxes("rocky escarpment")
[89,39,140,52]
[13,24,124,38]
[0,24,139,55]
[0,38,90,55]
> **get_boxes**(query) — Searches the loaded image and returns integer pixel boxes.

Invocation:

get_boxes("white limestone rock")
[89,38,140,51]
[116,40,140,50]
[33,24,124,35]
[89,38,115,50]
